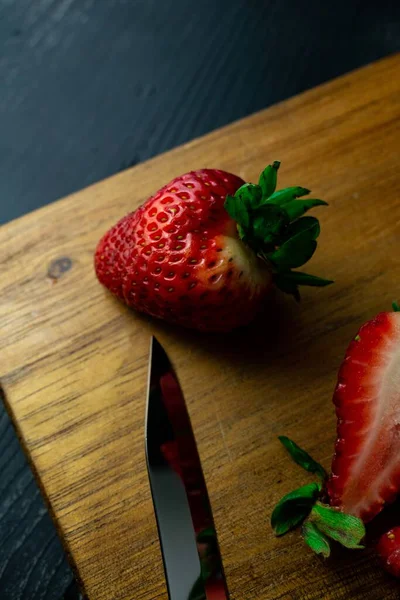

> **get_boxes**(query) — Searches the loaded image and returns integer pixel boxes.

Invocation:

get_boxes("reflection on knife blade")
[145,337,229,600]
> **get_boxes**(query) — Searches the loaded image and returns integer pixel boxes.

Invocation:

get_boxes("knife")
[145,337,229,600]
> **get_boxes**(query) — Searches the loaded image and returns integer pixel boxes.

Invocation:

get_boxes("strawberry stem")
[224,162,333,299]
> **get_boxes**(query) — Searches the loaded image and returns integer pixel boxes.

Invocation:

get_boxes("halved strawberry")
[327,308,400,522]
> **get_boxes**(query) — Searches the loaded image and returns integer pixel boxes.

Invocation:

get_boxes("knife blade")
[145,337,229,600]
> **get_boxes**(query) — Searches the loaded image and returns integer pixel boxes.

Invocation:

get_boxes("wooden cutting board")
[1,54,400,600]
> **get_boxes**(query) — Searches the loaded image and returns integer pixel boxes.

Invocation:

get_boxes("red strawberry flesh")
[377,527,400,578]
[328,312,400,522]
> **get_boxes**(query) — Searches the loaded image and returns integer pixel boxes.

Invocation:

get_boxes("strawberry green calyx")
[224,161,333,299]
[271,482,321,536]
[271,437,365,558]
[302,521,331,557]
[278,436,328,481]
[308,503,365,550]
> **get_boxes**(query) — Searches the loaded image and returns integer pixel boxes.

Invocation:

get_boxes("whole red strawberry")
[95,162,331,331]
[377,528,400,577]
[328,305,400,522]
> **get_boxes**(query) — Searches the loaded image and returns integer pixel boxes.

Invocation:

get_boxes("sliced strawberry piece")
[377,527,400,577]
[328,311,400,522]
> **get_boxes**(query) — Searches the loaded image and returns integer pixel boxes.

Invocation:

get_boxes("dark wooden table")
[0,1,399,598]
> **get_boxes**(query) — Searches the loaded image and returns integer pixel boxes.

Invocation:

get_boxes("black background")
[1,0,399,597]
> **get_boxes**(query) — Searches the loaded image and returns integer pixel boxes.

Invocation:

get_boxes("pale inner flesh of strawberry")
[195,233,270,294]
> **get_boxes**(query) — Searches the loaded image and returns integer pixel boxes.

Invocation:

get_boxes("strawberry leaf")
[267,186,310,206]
[283,216,320,241]
[252,204,289,246]
[267,216,322,272]
[393,301,400,312]
[225,184,264,230]
[275,271,333,289]
[258,161,280,199]
[271,482,321,536]
[224,194,250,229]
[309,503,366,549]
[302,521,331,558]
[284,199,328,221]
[235,183,262,209]
[278,436,328,481]
[268,232,317,270]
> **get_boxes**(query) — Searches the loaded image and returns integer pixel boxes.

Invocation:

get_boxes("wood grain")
[1,54,400,600]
